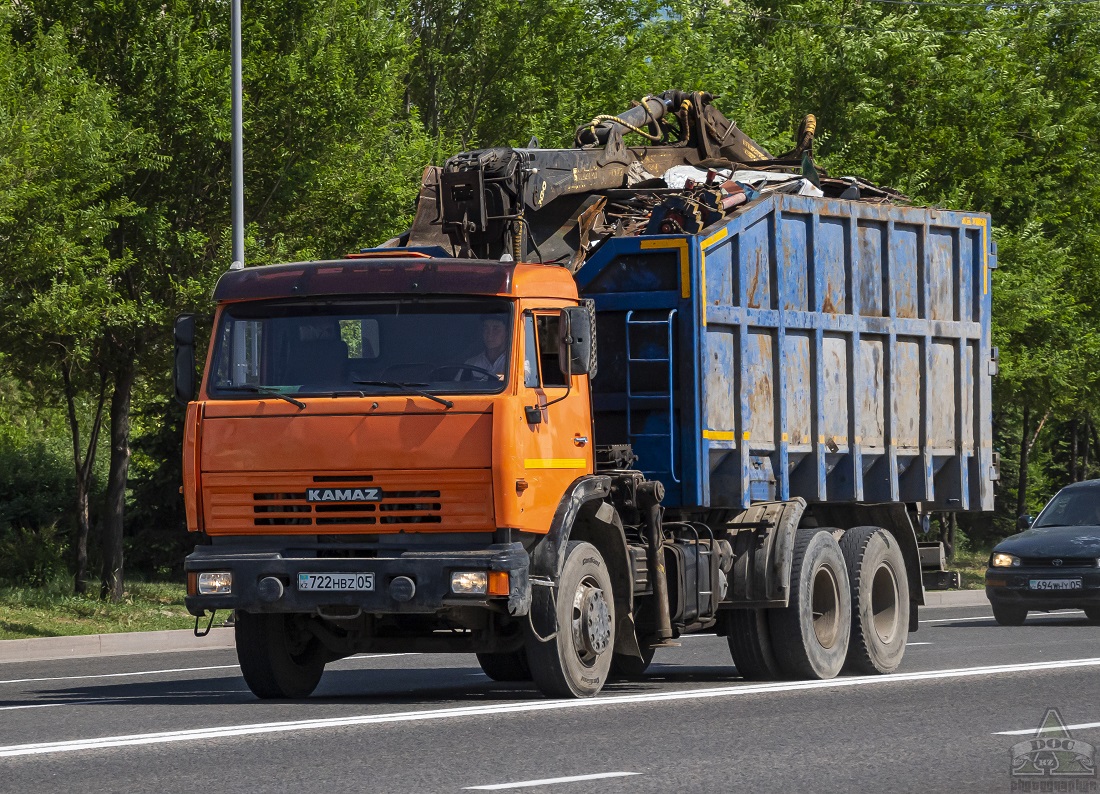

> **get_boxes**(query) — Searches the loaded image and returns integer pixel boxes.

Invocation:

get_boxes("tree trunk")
[100,358,135,603]
[1070,418,1079,482]
[1017,404,1031,519]
[63,364,107,596]
[1084,416,1091,478]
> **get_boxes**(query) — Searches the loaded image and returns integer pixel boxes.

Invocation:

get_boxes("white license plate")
[1028,578,1082,591]
[298,572,375,592]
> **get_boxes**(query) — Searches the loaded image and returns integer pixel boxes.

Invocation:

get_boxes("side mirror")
[174,313,197,405]
[1017,514,1033,530]
[559,302,597,378]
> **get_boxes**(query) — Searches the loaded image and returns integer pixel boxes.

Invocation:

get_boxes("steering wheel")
[429,363,500,381]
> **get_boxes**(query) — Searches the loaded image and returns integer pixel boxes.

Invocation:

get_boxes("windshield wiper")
[353,380,453,409]
[218,385,306,409]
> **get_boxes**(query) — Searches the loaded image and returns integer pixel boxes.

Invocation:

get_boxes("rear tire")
[476,649,531,682]
[991,603,1028,626]
[768,529,851,679]
[525,541,615,698]
[839,526,909,674]
[235,612,326,699]
[726,608,783,680]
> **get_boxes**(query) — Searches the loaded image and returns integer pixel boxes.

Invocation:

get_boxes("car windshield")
[207,297,512,398]
[1032,486,1100,528]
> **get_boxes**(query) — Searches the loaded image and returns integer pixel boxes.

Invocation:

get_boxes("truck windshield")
[207,298,512,398]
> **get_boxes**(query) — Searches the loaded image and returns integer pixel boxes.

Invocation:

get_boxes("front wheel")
[235,612,327,699]
[525,541,616,698]
[610,645,656,680]
[992,603,1028,626]
[476,649,531,682]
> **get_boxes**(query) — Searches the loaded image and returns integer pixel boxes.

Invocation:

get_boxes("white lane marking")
[465,772,640,790]
[2,657,1100,758]
[920,610,1085,624]
[907,642,932,646]
[0,654,414,687]
[995,721,1100,736]
[0,666,240,687]
[0,703,79,712]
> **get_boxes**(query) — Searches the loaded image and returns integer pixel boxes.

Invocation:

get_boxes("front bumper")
[185,541,530,618]
[985,567,1100,610]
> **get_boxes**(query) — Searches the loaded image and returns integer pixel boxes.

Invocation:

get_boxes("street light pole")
[230,0,245,271]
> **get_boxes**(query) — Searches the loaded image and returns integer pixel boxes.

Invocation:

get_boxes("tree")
[0,11,151,592]
[13,0,430,599]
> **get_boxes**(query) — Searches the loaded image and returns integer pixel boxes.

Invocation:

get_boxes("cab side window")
[536,314,568,388]
[523,314,539,388]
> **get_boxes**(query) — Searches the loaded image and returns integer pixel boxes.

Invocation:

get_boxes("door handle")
[573,435,588,446]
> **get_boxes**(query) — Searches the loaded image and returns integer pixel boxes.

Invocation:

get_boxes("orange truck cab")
[178,257,620,697]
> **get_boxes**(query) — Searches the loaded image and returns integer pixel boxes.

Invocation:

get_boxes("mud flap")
[724,497,807,608]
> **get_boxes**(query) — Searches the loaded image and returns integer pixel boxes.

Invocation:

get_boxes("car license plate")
[297,573,374,592]
[1028,578,1082,591]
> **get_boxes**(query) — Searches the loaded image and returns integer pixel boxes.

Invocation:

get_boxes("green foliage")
[2,0,1100,593]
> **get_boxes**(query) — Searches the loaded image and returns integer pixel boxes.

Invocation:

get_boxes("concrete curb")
[0,627,235,665]
[0,589,989,664]
[922,589,988,608]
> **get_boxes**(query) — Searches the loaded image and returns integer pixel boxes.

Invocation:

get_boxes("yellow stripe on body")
[702,430,735,441]
[524,458,588,469]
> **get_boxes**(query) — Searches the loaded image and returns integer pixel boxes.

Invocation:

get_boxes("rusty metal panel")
[582,192,995,513]
[692,194,993,511]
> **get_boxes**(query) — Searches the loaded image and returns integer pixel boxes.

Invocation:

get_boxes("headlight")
[450,571,488,594]
[197,571,233,594]
[991,553,1021,568]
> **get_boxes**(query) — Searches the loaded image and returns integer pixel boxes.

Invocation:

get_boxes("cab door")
[516,309,594,532]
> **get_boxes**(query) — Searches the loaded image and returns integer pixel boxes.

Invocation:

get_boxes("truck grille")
[202,471,493,534]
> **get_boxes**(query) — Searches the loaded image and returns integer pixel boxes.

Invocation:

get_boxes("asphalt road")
[1,604,1098,793]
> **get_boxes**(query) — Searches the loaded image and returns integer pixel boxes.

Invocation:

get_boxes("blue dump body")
[575,192,996,512]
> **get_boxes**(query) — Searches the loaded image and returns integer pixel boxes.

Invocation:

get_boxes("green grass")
[0,548,995,641]
[0,578,194,640]
[950,548,991,589]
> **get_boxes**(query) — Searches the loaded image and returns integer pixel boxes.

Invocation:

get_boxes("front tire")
[235,612,327,699]
[992,603,1028,626]
[525,541,615,698]
[610,646,656,679]
[768,529,851,679]
[476,649,531,682]
[839,526,909,674]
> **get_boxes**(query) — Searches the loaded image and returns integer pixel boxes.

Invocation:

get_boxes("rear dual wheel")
[839,526,909,674]
[768,529,852,679]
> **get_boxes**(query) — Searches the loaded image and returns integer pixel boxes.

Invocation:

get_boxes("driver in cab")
[460,316,508,381]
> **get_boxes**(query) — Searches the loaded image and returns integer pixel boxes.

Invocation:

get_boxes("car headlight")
[991,553,1021,568]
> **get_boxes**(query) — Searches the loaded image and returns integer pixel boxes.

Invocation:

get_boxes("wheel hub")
[572,582,612,660]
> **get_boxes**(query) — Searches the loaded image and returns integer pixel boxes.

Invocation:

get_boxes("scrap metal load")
[390,90,905,269]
